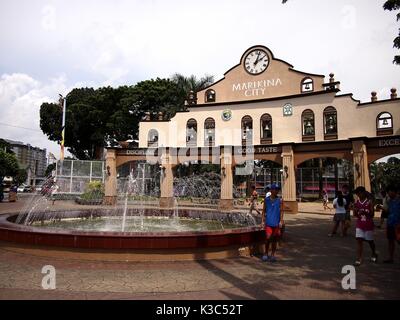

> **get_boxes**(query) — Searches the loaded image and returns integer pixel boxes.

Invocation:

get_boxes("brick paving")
[0,198,399,300]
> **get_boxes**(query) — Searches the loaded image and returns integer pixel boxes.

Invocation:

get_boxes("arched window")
[186,119,197,147]
[324,107,338,140]
[301,78,314,93]
[147,129,159,147]
[260,114,272,144]
[376,112,393,136]
[205,89,216,103]
[204,118,215,147]
[241,116,253,146]
[302,110,315,141]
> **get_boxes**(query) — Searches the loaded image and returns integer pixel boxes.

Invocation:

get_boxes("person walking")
[249,186,261,215]
[342,185,354,236]
[353,186,378,266]
[383,185,400,264]
[322,189,331,211]
[262,184,284,262]
[378,190,390,229]
[329,191,347,237]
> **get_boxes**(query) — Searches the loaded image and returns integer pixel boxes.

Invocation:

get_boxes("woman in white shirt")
[329,191,347,237]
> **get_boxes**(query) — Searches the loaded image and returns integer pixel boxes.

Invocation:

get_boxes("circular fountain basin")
[0,209,264,260]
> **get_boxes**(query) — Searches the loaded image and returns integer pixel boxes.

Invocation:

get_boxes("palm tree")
[171,73,214,96]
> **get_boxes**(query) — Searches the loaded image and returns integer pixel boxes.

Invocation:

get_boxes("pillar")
[219,147,234,211]
[281,145,298,214]
[103,148,117,205]
[352,140,371,192]
[159,149,175,208]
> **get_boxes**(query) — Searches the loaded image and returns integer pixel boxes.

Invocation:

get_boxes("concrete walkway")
[0,199,399,300]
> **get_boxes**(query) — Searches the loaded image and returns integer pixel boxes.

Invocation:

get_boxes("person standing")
[249,186,261,215]
[322,190,331,211]
[262,184,284,262]
[378,190,390,229]
[329,191,347,237]
[342,185,354,236]
[383,185,400,264]
[353,186,378,266]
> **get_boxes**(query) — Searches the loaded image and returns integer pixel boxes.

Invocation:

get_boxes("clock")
[283,103,293,117]
[244,49,269,75]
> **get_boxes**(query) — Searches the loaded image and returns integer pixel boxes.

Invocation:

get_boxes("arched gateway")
[104,45,400,213]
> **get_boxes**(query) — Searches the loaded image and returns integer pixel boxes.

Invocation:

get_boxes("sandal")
[371,254,378,263]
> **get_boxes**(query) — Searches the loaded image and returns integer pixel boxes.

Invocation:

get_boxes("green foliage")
[384,0,400,65]
[0,149,19,179]
[14,169,27,185]
[0,139,13,154]
[370,157,400,194]
[40,74,213,160]
[80,181,104,200]
[45,164,56,177]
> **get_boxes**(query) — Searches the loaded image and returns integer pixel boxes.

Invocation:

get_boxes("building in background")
[4,139,47,186]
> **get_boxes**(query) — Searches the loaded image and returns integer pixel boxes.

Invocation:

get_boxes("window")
[204,118,215,147]
[186,119,197,147]
[241,116,253,146]
[301,78,314,93]
[377,112,393,136]
[147,129,159,147]
[324,107,338,140]
[205,89,216,103]
[260,114,272,144]
[302,110,315,141]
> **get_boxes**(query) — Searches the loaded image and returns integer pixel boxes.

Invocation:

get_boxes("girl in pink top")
[353,186,378,266]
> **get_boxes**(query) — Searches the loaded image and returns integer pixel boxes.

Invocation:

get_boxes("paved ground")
[0,198,399,300]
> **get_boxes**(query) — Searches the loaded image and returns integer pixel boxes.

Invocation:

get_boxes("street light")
[59,94,66,161]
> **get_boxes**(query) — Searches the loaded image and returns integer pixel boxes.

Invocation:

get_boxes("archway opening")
[369,154,400,200]
[296,157,353,202]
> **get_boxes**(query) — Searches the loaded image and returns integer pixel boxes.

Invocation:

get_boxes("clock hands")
[254,51,261,66]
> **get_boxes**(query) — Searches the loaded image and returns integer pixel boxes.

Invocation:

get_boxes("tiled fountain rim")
[0,210,265,250]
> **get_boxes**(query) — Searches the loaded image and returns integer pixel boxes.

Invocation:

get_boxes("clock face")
[244,49,269,75]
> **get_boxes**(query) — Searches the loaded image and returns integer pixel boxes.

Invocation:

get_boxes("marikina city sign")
[232,78,283,97]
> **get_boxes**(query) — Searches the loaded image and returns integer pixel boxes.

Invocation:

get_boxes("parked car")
[17,185,26,193]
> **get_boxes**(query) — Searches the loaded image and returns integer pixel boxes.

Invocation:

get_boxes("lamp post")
[59,94,66,161]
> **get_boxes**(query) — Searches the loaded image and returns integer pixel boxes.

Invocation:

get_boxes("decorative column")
[103,148,117,205]
[281,144,298,214]
[352,140,371,192]
[219,147,234,211]
[160,148,175,208]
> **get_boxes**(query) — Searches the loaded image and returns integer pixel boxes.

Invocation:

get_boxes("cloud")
[0,73,70,158]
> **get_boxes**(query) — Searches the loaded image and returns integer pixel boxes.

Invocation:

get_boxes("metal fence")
[55,160,105,194]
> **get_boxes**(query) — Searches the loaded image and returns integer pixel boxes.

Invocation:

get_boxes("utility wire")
[0,122,42,132]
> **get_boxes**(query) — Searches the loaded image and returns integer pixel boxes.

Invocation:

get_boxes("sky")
[0,0,399,160]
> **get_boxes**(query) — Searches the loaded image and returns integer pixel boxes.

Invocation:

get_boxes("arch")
[260,113,272,144]
[323,106,338,140]
[147,129,159,148]
[186,118,198,147]
[376,112,393,136]
[204,117,216,147]
[241,115,253,146]
[205,89,216,103]
[302,109,315,141]
[301,77,314,93]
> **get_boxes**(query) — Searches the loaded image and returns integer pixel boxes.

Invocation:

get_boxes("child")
[249,186,261,215]
[383,185,400,264]
[322,190,331,211]
[262,184,284,262]
[342,184,354,236]
[353,186,378,266]
[329,191,347,237]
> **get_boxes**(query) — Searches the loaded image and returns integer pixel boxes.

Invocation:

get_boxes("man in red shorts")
[262,184,284,262]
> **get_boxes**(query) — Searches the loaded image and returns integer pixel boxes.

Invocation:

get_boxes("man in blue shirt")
[384,185,400,264]
[262,184,284,262]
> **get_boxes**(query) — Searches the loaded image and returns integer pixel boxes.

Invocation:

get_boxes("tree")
[171,73,214,107]
[14,169,27,186]
[384,0,400,65]
[370,157,400,195]
[0,149,19,180]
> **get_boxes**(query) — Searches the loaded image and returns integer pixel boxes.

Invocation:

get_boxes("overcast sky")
[0,0,398,159]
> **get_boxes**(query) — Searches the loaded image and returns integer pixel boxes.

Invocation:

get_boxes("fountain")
[0,167,264,261]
